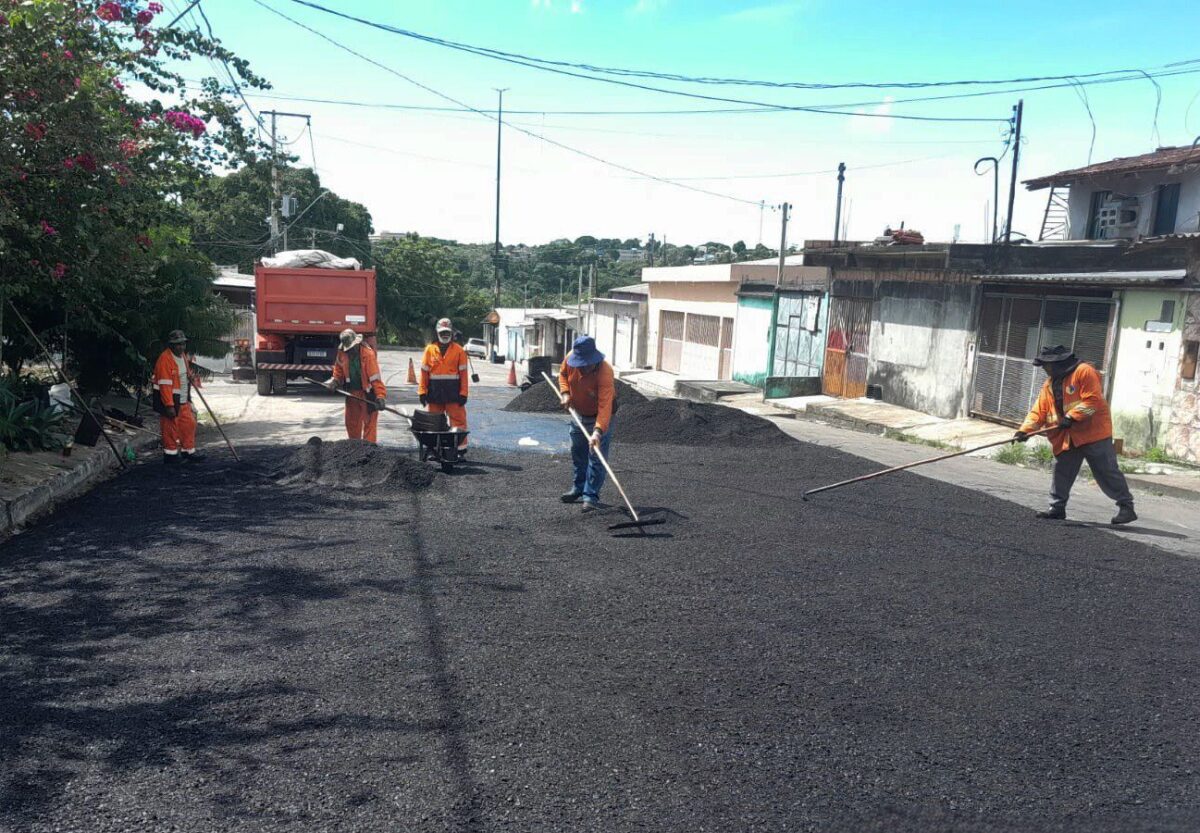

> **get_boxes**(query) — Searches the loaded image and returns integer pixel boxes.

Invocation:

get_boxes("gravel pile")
[617,398,791,446]
[276,437,436,490]
[503,377,646,414]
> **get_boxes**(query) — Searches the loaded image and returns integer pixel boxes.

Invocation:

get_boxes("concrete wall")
[646,281,739,371]
[1109,289,1187,451]
[1066,171,1200,239]
[866,281,979,419]
[591,299,647,370]
[1166,293,1200,461]
[732,296,773,387]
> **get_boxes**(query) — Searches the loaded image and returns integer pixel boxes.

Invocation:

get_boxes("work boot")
[1111,505,1138,526]
[182,451,206,464]
[163,454,181,466]
[581,498,599,513]
[1036,508,1066,520]
[560,489,582,503]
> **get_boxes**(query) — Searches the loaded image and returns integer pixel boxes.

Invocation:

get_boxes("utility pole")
[1004,99,1023,245]
[262,109,311,254]
[777,202,791,286]
[833,163,846,245]
[577,265,583,313]
[587,263,595,334]
[758,201,765,246]
[493,88,509,305]
[309,228,316,248]
[647,232,655,267]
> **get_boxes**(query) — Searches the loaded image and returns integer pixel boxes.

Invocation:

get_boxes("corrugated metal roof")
[980,269,1187,284]
[1024,145,1200,190]
[608,282,649,295]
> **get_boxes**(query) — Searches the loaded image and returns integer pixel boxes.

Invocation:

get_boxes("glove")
[1057,416,1074,429]
[375,398,386,412]
[1013,430,1029,443]
[321,377,337,391]
[419,394,427,407]
[589,428,603,450]
[559,392,570,408]
[457,395,468,406]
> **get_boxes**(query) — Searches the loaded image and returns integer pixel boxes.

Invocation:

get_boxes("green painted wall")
[733,295,775,388]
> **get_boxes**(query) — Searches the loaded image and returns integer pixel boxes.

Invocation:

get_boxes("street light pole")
[493,88,509,305]
[975,156,1000,243]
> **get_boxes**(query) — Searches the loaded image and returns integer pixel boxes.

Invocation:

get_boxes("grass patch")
[1030,444,1054,467]
[882,429,953,451]
[993,444,1029,466]
[1145,446,1169,463]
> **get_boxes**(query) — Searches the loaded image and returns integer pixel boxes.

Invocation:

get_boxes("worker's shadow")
[607,505,687,539]
[1065,521,1188,540]
[444,460,524,476]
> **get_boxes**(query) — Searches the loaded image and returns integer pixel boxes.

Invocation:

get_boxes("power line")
[282,0,1200,94]
[279,0,1007,124]
[251,0,768,208]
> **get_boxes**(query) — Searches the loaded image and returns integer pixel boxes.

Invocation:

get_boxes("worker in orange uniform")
[557,335,614,511]
[1015,344,1136,525]
[419,318,469,451]
[153,329,204,465]
[322,328,387,442]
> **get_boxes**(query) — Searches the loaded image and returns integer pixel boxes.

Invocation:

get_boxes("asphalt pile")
[617,397,791,446]
[276,436,436,491]
[502,377,646,414]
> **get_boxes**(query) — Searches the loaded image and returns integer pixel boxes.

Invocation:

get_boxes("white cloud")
[531,0,552,8]
[571,0,583,12]
[630,0,666,13]
[722,3,802,23]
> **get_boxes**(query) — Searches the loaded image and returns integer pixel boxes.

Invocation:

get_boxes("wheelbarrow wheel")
[418,444,428,462]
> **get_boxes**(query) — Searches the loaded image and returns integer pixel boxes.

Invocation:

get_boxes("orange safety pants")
[345,396,379,443]
[427,402,468,448]
[161,402,197,455]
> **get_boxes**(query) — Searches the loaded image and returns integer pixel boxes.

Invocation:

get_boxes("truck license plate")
[307,350,326,357]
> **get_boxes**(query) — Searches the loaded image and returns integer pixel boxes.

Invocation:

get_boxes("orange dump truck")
[253,265,377,396]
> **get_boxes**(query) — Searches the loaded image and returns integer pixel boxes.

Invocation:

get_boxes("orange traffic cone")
[507,361,518,386]
[406,358,417,385]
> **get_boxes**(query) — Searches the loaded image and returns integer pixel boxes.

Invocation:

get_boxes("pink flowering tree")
[0,0,270,390]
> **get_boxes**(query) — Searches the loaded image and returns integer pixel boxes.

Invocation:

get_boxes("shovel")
[304,377,414,424]
[541,372,664,532]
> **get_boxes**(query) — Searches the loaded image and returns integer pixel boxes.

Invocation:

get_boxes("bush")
[0,375,67,452]
[1145,446,1169,463]
[1031,444,1054,466]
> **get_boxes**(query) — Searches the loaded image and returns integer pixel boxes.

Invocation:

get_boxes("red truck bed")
[254,266,376,335]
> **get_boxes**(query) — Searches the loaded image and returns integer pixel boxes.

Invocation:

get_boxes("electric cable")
[251,0,769,208]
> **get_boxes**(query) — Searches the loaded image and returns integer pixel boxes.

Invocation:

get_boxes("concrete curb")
[0,430,160,539]
[1124,475,1200,503]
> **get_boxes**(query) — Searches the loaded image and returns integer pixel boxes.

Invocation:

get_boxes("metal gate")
[659,310,684,373]
[823,297,873,398]
[772,293,824,378]
[971,293,1116,423]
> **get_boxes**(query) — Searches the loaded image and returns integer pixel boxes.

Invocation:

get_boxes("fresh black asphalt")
[2,433,1198,831]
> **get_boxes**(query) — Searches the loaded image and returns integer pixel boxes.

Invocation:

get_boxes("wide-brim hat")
[1032,344,1076,366]
[339,328,363,351]
[566,335,604,368]
[167,329,188,345]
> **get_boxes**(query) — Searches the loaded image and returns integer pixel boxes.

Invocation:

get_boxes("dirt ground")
[2,431,1198,832]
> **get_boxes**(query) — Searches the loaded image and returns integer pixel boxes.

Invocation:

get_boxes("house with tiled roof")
[1025,145,1200,242]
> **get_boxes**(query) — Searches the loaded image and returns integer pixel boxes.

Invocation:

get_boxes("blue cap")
[566,335,604,368]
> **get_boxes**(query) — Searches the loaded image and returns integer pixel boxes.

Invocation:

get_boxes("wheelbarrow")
[409,409,469,473]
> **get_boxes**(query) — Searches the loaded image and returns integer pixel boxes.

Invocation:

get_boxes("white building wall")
[1066,170,1200,239]
[1109,289,1187,450]
[646,282,739,372]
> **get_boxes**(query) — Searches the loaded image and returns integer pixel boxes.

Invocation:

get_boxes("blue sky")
[178,0,1200,246]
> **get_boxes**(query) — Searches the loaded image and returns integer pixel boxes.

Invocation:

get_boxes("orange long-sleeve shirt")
[559,359,614,433]
[332,344,386,400]
[1019,362,1112,455]
[153,348,201,409]
[419,342,469,403]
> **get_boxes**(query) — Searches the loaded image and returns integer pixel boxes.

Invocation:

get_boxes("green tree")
[0,0,268,390]
[732,240,747,259]
[187,162,373,272]
[374,235,490,345]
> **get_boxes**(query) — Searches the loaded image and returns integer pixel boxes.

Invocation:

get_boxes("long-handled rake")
[541,372,664,532]
[802,427,1055,500]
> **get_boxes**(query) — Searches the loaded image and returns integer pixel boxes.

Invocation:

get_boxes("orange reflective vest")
[419,342,469,404]
[153,348,201,409]
[1019,362,1113,455]
[559,359,614,433]
[332,344,386,400]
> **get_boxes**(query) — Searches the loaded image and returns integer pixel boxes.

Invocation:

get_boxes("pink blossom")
[97,2,122,22]
[73,77,82,89]
[136,9,153,25]
[30,259,40,267]
[112,78,125,91]
[148,2,164,13]
[40,220,57,236]
[164,110,207,138]
[63,49,74,59]
[63,157,76,170]
[0,14,8,26]
[136,234,152,248]
[119,138,139,158]
[51,263,68,280]
[75,153,98,173]
[24,122,47,141]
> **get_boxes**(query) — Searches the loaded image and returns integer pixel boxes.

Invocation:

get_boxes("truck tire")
[272,371,288,393]
[256,371,272,396]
